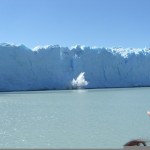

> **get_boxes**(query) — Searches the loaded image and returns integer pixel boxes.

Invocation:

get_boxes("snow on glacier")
[0,43,150,91]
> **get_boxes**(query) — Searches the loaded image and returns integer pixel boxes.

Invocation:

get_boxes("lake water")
[0,87,150,148]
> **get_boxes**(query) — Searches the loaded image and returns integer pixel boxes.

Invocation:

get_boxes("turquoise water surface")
[0,88,150,148]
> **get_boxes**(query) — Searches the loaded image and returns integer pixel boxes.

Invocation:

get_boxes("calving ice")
[0,43,150,91]
[71,72,88,89]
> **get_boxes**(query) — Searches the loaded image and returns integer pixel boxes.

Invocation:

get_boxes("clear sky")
[0,0,150,48]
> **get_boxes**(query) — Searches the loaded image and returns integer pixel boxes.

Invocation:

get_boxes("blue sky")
[0,0,150,48]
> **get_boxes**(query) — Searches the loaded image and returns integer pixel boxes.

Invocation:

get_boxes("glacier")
[0,43,150,91]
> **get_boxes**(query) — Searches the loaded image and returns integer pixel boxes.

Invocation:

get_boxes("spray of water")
[71,72,88,89]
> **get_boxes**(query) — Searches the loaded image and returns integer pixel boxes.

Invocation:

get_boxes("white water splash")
[71,72,88,89]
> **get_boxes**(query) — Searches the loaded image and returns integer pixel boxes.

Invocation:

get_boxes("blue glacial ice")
[0,43,150,91]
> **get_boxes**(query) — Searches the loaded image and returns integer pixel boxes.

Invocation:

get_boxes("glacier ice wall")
[0,43,150,91]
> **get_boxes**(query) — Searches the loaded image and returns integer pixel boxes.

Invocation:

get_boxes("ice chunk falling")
[71,72,88,89]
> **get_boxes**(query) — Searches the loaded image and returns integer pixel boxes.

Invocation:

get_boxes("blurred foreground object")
[147,111,150,116]
[124,139,146,146]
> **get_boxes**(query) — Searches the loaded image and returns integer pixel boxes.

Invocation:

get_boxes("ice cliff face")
[0,43,150,91]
